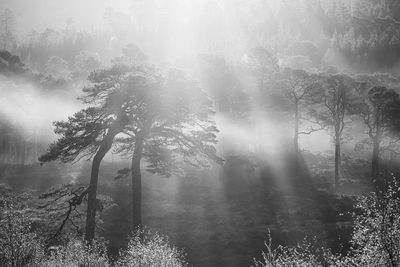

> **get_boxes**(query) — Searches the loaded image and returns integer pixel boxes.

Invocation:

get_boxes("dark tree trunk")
[334,138,341,188]
[131,133,144,231]
[15,142,21,165]
[20,141,26,165]
[85,127,119,242]
[34,131,38,163]
[371,137,381,189]
[293,103,300,174]
[294,104,299,154]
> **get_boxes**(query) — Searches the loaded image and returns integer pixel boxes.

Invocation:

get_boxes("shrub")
[339,179,400,267]
[115,229,188,267]
[254,178,400,267]
[39,239,110,267]
[0,208,44,267]
[253,230,330,267]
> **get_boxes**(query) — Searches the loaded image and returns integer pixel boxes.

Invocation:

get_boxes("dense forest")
[2,0,400,266]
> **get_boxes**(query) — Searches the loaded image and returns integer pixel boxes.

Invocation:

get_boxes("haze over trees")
[352,83,400,189]
[38,63,222,240]
[3,0,400,266]
[311,73,356,188]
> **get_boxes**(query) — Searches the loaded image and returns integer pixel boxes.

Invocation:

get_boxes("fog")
[0,77,79,139]
[3,0,131,33]
[4,0,310,62]
[1,1,400,267]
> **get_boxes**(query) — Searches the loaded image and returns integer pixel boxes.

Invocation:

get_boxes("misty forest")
[4,0,400,266]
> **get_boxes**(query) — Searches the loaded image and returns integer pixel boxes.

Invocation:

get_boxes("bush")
[338,179,400,267]
[253,231,330,267]
[0,204,187,267]
[115,229,188,267]
[39,239,110,267]
[0,188,188,267]
[254,179,400,267]
[0,208,44,267]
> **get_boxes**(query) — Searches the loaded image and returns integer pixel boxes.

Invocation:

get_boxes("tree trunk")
[34,130,38,163]
[131,133,144,231]
[334,138,341,189]
[293,103,300,174]
[20,141,26,165]
[85,127,119,242]
[294,104,299,154]
[371,137,381,189]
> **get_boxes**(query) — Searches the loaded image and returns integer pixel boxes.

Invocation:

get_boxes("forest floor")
[0,151,379,267]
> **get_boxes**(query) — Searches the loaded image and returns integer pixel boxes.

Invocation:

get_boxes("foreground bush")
[254,180,400,267]
[0,188,189,266]
[0,210,188,267]
[39,230,188,267]
[115,229,188,267]
[336,180,400,267]
[0,212,44,266]
[0,198,44,267]
[39,239,110,267]
[253,231,330,267]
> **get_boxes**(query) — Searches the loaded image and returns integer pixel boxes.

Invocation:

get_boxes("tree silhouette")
[39,64,135,241]
[311,73,356,188]
[352,84,400,189]
[40,64,222,238]
[247,47,278,92]
[271,68,320,155]
[115,68,223,230]
[197,55,249,119]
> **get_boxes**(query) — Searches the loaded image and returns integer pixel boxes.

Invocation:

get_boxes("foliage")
[197,54,249,119]
[39,107,114,163]
[320,0,400,69]
[287,41,322,67]
[0,194,187,267]
[342,178,400,267]
[352,82,400,142]
[118,43,147,64]
[73,51,102,78]
[269,68,319,114]
[266,68,322,153]
[349,76,400,184]
[0,50,72,90]
[39,239,110,267]
[0,50,25,74]
[247,47,279,90]
[114,66,223,177]
[38,184,89,239]
[0,194,44,267]
[115,229,188,267]
[253,231,329,267]
[74,51,102,73]
[355,85,400,137]
[39,64,138,164]
[45,56,71,80]
[254,178,400,267]
[310,73,355,133]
